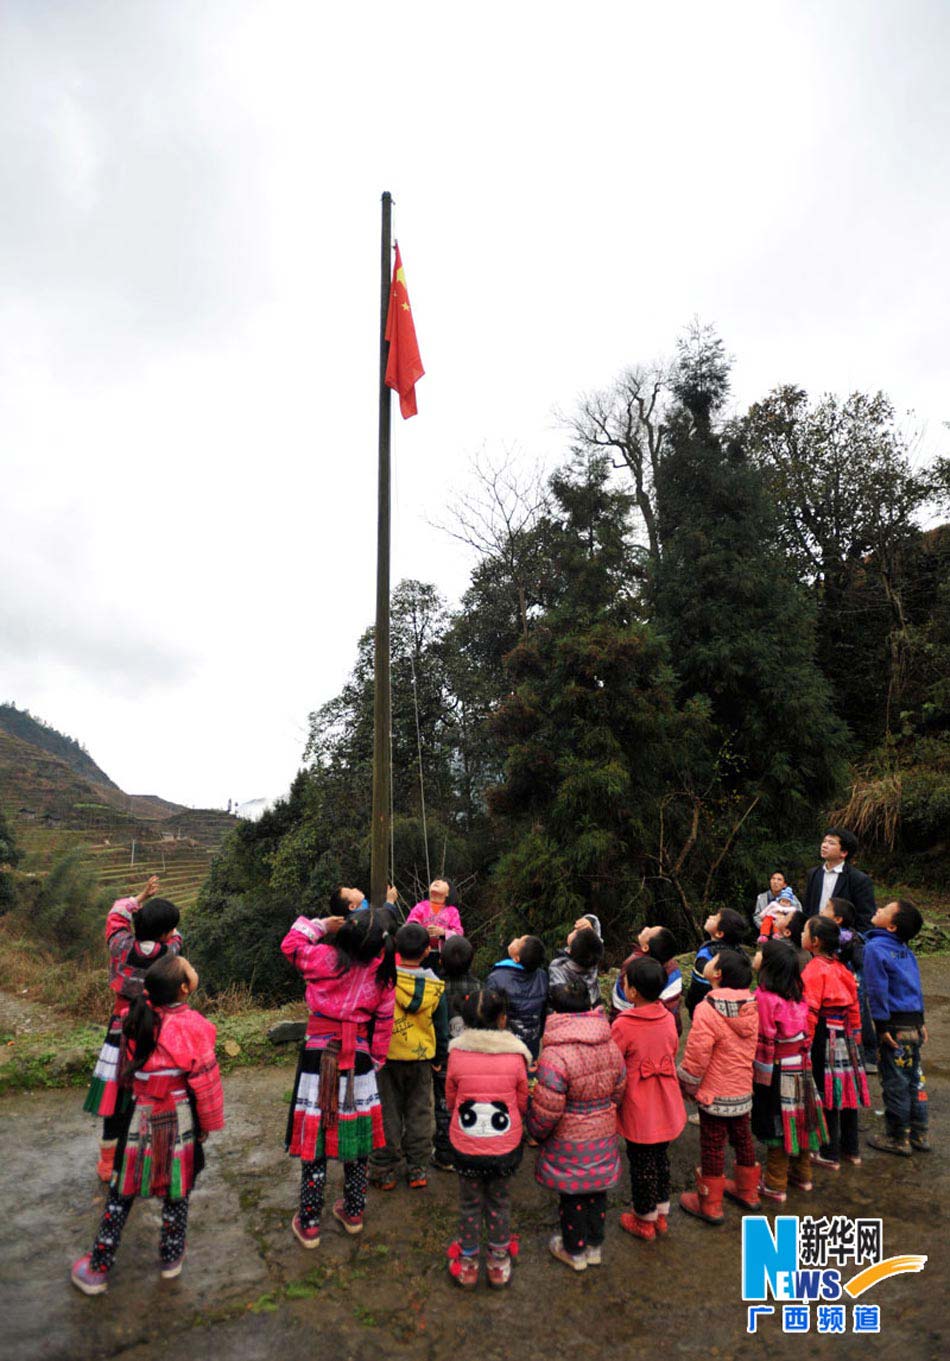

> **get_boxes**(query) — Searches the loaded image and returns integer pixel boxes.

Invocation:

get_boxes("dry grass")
[829,769,903,851]
[0,920,111,1023]
[197,981,266,1017]
[0,917,288,1024]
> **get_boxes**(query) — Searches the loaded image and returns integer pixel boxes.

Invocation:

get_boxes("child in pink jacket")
[281,911,396,1245]
[445,989,530,1290]
[752,940,827,1201]
[406,878,463,962]
[611,956,686,1242]
[529,978,626,1272]
[677,949,760,1225]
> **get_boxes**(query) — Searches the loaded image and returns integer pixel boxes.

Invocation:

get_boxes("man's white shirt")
[818,860,845,913]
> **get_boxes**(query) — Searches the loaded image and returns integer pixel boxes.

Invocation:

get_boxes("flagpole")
[370,190,393,910]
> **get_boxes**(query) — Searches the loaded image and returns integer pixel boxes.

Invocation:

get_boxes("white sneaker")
[548,1234,587,1271]
[585,1244,602,1266]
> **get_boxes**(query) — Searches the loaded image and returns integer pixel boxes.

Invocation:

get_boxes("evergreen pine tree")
[489,452,702,944]
[653,333,848,857]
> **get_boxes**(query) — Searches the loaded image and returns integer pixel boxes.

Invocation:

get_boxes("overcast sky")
[2,1,948,809]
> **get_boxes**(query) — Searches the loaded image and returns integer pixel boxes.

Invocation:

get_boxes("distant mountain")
[0,705,237,850]
[0,703,119,790]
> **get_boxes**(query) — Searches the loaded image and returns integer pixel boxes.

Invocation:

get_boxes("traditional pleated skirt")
[285,1041,384,1163]
[812,1014,871,1112]
[83,1012,131,1119]
[114,1083,204,1201]
[751,1048,828,1153]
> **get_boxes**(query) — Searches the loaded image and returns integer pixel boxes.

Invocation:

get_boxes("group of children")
[72,866,931,1295]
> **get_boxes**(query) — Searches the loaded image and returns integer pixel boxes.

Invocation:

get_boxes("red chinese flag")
[385,244,424,418]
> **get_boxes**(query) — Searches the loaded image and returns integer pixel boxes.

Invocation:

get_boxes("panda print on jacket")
[458,1099,511,1137]
[445,1028,531,1175]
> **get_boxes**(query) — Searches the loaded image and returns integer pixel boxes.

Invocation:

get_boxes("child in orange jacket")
[677,949,759,1225]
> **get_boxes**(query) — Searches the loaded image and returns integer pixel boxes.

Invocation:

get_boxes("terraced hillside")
[80,841,215,910]
[0,717,237,912]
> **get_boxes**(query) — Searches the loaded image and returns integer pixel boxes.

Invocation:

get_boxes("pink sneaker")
[811,1152,840,1171]
[759,1180,787,1203]
[447,1242,479,1288]
[291,1214,320,1248]
[71,1255,109,1296]
[332,1198,364,1235]
[486,1251,512,1288]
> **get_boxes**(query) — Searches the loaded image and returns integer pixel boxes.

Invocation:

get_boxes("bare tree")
[559,362,671,563]
[645,776,764,944]
[436,449,551,641]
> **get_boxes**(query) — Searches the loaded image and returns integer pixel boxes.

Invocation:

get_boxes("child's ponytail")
[122,953,190,1076]
[122,993,160,1077]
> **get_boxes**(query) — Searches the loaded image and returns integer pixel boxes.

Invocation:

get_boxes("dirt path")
[2,961,949,1361]
[0,986,59,1037]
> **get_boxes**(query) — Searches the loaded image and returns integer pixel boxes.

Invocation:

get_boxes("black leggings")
[102,1111,129,1142]
[558,1192,606,1254]
[626,1140,671,1217]
[821,1109,859,1162]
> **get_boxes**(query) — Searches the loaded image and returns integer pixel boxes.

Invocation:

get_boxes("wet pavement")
[3,958,949,1361]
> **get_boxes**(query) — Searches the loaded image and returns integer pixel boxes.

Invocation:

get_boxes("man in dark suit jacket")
[802,826,878,1068]
[802,827,877,933]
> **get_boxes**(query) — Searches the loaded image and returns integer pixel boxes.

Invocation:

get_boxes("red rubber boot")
[724,1161,762,1210]
[679,1167,725,1225]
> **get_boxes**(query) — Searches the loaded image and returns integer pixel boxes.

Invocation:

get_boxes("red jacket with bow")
[611,1002,686,1143]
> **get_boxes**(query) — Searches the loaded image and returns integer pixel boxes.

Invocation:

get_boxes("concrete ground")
[2,958,948,1361]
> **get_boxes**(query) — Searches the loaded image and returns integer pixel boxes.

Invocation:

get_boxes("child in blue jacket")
[485,935,548,1061]
[863,899,928,1156]
[685,909,747,1017]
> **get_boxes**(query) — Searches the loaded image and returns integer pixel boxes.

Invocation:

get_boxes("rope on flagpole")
[409,651,431,888]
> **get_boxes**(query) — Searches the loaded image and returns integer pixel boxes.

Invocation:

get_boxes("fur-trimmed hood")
[449,1028,533,1062]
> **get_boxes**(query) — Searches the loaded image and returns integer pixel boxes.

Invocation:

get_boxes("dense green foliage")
[16,850,112,958]
[188,327,950,998]
[0,806,21,913]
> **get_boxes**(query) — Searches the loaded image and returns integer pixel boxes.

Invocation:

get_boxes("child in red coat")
[611,956,686,1241]
[83,877,182,1182]
[802,915,870,1170]
[445,989,530,1289]
[71,953,224,1294]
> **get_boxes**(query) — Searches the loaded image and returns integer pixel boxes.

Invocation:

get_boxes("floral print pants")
[90,1188,190,1271]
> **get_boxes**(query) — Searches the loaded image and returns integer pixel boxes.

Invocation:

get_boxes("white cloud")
[1,0,948,807]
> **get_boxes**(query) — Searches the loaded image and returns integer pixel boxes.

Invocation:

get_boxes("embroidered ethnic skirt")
[114,1079,204,1201]
[812,1012,871,1112]
[83,1012,131,1119]
[751,1037,828,1154]
[285,1040,384,1162]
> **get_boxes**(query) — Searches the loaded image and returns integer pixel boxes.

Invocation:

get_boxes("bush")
[30,851,111,959]
[186,888,300,1004]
